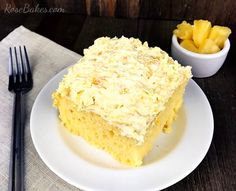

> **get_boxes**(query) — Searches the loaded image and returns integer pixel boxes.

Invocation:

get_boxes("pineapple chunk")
[199,39,220,54]
[193,20,212,48]
[173,21,193,40]
[180,40,199,53]
[209,26,231,48]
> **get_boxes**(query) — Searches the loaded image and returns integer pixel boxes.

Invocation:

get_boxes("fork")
[8,46,33,191]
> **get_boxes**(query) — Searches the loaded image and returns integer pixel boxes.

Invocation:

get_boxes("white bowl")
[171,35,230,78]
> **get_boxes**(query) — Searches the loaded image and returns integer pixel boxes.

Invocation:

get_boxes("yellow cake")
[52,37,192,166]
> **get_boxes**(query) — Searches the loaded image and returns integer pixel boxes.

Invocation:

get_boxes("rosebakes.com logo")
[4,4,65,13]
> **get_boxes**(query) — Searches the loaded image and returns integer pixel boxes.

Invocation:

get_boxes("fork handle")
[9,92,24,191]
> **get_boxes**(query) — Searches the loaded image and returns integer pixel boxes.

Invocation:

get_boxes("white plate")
[30,67,214,191]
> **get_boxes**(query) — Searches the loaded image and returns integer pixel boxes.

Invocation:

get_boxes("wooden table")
[0,13,235,191]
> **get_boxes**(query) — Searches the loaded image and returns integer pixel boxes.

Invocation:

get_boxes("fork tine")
[8,47,14,91]
[14,46,23,83]
[9,47,13,76]
[23,46,32,78]
[19,46,27,81]
[14,47,19,75]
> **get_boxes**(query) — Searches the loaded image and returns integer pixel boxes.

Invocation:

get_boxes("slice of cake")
[53,37,192,166]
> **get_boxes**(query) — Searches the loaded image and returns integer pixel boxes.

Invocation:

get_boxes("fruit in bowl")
[171,20,231,78]
[173,20,231,54]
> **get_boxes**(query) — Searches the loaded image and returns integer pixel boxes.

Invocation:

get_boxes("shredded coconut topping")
[54,36,192,143]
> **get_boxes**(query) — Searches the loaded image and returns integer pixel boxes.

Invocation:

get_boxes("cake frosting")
[53,36,191,143]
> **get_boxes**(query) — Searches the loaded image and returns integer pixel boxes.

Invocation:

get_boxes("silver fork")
[8,46,33,191]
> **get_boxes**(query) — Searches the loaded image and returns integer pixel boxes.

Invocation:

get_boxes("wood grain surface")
[1,0,236,25]
[0,13,235,191]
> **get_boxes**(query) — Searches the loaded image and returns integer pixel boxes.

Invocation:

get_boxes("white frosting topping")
[54,36,192,144]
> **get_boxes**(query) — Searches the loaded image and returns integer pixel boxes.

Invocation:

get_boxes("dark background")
[0,0,235,191]
[0,0,236,25]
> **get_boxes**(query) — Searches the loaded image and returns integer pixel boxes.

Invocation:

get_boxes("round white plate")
[30,67,214,191]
